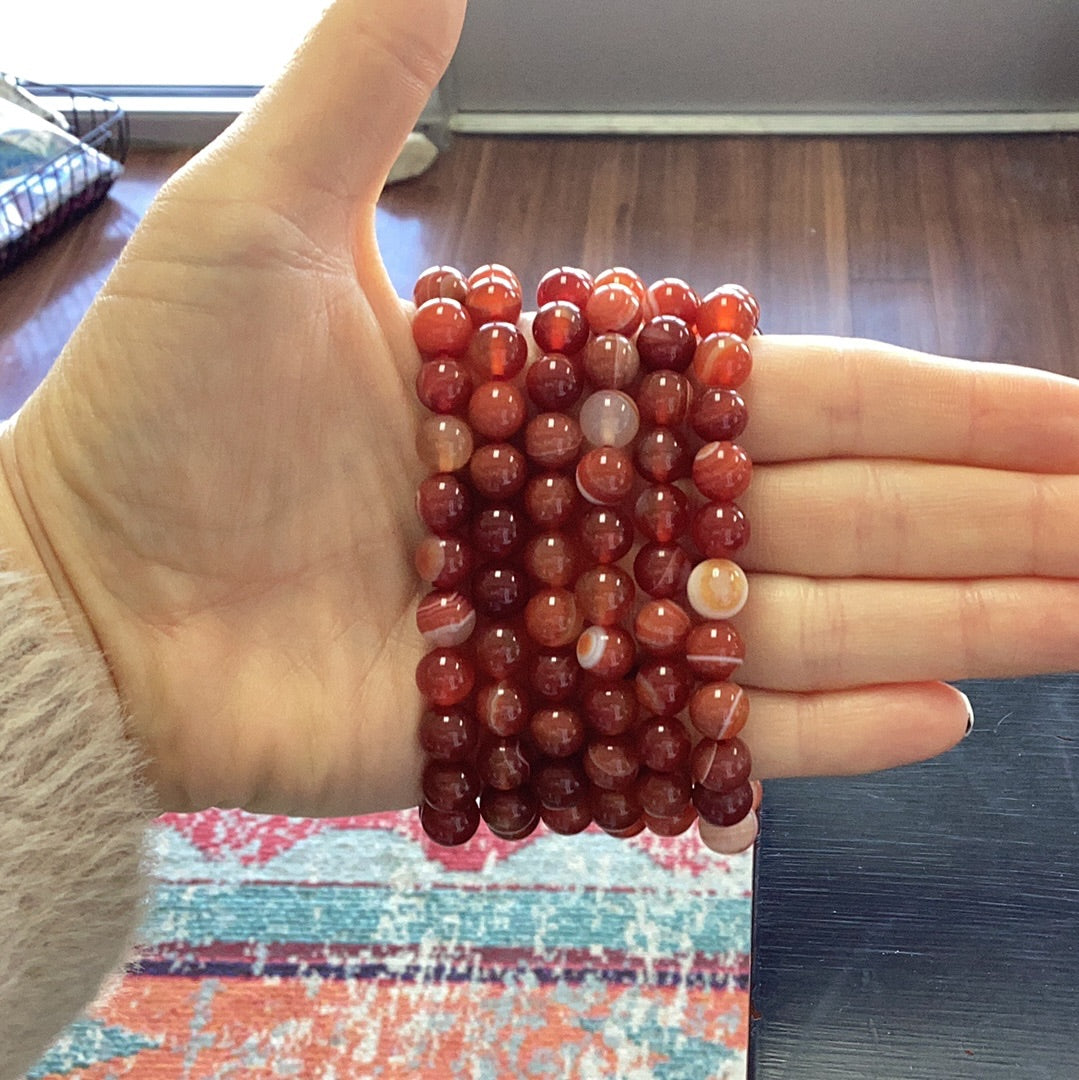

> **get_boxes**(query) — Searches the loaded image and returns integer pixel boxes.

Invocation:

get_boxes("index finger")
[744,336,1079,473]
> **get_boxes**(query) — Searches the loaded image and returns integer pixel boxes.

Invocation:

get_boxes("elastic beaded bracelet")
[411,264,761,852]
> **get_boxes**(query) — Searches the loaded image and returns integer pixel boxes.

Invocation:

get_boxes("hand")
[3,0,1079,828]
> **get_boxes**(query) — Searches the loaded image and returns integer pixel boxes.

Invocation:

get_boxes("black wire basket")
[0,82,128,275]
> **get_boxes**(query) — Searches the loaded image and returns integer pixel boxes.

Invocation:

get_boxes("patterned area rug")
[29,810,752,1079]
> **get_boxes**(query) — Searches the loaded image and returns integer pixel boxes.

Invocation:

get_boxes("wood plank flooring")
[2,133,1078,421]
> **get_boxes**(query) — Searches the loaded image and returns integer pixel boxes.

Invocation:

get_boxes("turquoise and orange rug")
[30,810,752,1078]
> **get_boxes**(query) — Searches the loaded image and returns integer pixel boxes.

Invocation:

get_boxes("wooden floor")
[2,134,1078,417]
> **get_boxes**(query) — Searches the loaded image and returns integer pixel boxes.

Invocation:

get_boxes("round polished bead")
[582,681,640,737]
[637,768,692,819]
[480,786,540,840]
[530,651,581,703]
[633,542,693,599]
[721,282,761,325]
[579,390,640,448]
[692,442,753,502]
[533,301,589,355]
[477,736,532,791]
[635,659,694,717]
[533,758,588,809]
[415,647,475,707]
[697,809,759,854]
[418,415,473,473]
[697,286,758,339]
[687,559,749,619]
[524,412,583,469]
[476,680,529,737]
[541,799,593,835]
[419,707,480,763]
[692,502,750,558]
[575,626,635,679]
[412,298,473,357]
[637,717,692,773]
[468,321,527,380]
[472,564,527,617]
[643,277,700,323]
[416,358,473,414]
[523,472,579,529]
[692,332,753,389]
[582,333,639,389]
[422,760,481,811]
[420,800,480,846]
[471,503,523,560]
[633,599,692,657]
[636,315,695,372]
[416,590,476,647]
[524,588,584,649]
[578,506,634,564]
[576,446,634,505]
[469,263,522,292]
[468,380,527,440]
[693,782,755,828]
[417,473,471,535]
[523,532,581,588]
[414,265,468,306]
[474,622,528,680]
[414,534,472,589]
[634,427,692,483]
[636,371,692,426]
[576,565,635,626]
[591,787,642,832]
[525,353,584,410]
[529,707,586,758]
[469,443,527,499]
[643,804,698,837]
[466,274,522,326]
[537,266,594,308]
[691,736,752,792]
[585,283,642,336]
[690,387,748,442]
[685,620,745,680]
[633,484,690,543]
[689,682,749,741]
[594,266,647,303]
[585,737,640,791]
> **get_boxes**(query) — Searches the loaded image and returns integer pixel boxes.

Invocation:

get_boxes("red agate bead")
[413,298,472,357]
[524,472,579,528]
[635,659,694,716]
[526,353,584,410]
[636,315,695,372]
[685,620,745,681]
[416,473,471,535]
[585,283,642,336]
[576,446,634,505]
[530,707,586,758]
[524,587,584,649]
[637,716,692,773]
[576,565,635,626]
[637,768,692,819]
[416,590,476,647]
[575,625,635,679]
[414,265,468,306]
[644,804,698,837]
[537,266,594,308]
[688,681,750,741]
[692,502,750,557]
[633,484,690,543]
[533,758,588,808]
[530,651,581,703]
[692,332,753,389]
[633,541,693,599]
[414,534,472,589]
[473,564,527,617]
[634,427,691,483]
[594,266,646,303]
[523,532,581,588]
[420,801,480,846]
[533,301,589,354]
[416,358,472,414]
[591,788,643,832]
[585,736,640,791]
[471,503,523,560]
[633,599,692,657]
[480,786,540,840]
[582,681,639,737]
[474,622,528,680]
[466,274,522,326]
[692,441,753,502]
[693,781,755,828]
[697,286,758,339]
[690,387,748,442]
[422,760,481,811]
[524,412,583,469]
[469,263,522,292]
[637,371,692,426]
[419,707,480,763]
[416,647,475,707]
[643,277,700,323]
[468,380,527,440]
[541,799,593,834]
[691,736,753,792]
[477,736,532,790]
[469,443,527,499]
[418,415,473,473]
[469,320,527,380]
[476,680,529,737]
[582,333,639,389]
[578,506,634,564]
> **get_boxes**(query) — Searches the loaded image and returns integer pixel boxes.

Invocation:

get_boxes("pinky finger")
[742,681,973,780]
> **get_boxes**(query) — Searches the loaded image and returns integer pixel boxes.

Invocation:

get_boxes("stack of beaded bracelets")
[412,264,762,854]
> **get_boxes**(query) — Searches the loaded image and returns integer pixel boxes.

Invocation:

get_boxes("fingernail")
[959,690,975,737]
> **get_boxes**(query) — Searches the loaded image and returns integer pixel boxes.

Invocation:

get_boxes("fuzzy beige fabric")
[0,569,158,1079]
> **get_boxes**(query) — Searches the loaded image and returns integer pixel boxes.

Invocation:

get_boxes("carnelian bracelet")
[411,264,762,852]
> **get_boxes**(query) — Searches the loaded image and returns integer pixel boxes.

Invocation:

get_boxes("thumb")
[218,0,465,227]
